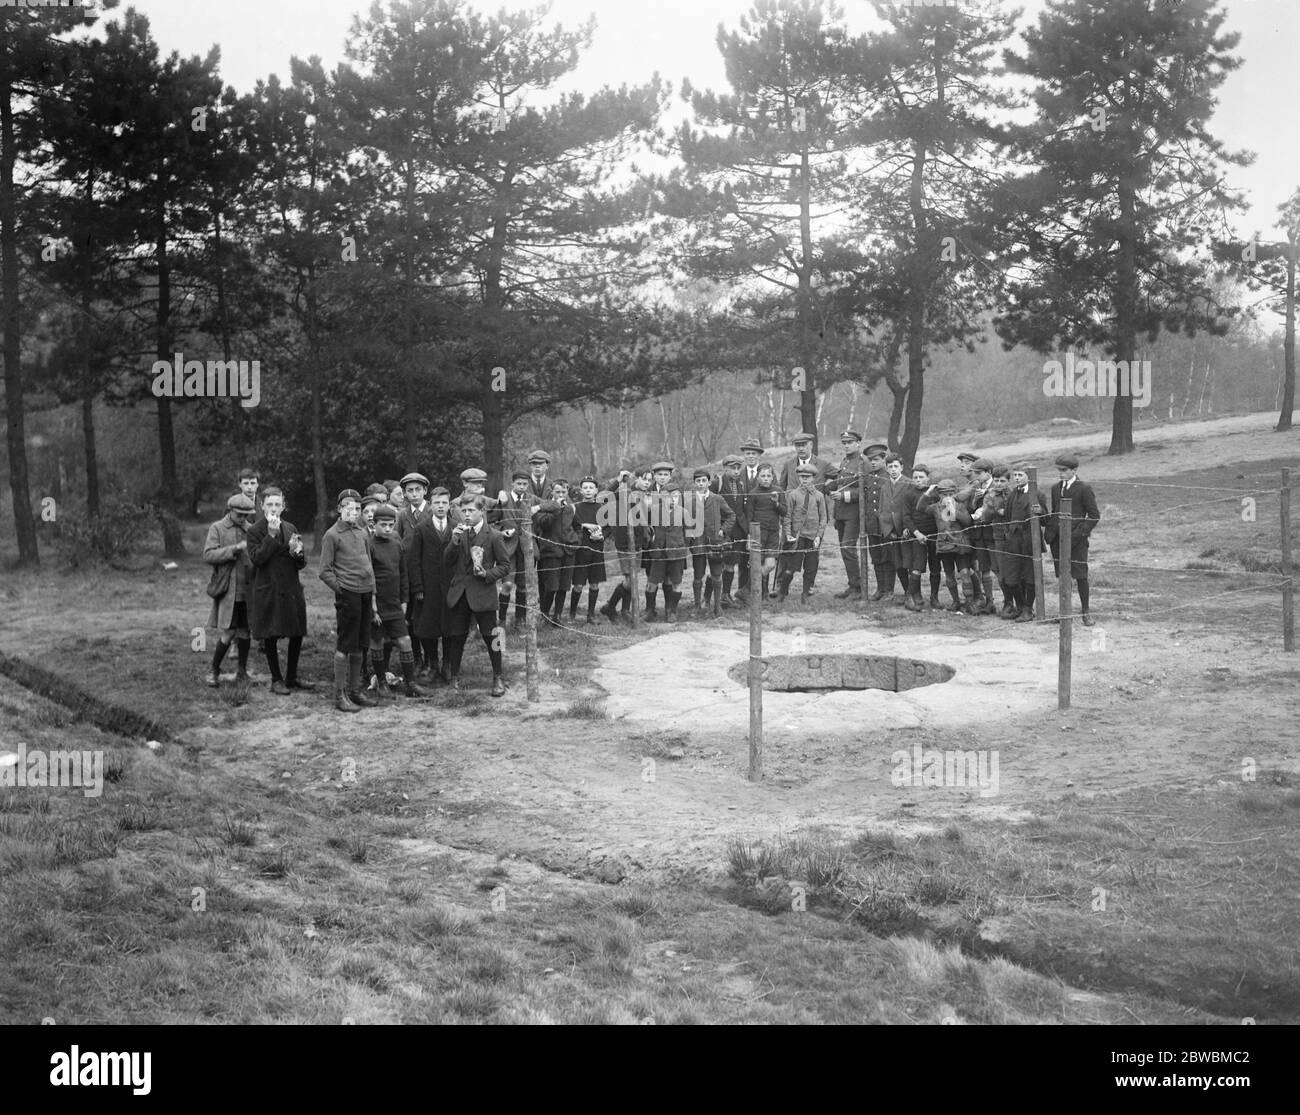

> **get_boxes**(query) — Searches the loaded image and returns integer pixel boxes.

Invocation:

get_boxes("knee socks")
[263,638,283,682]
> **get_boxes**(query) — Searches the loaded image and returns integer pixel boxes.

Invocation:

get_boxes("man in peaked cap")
[780,432,833,492]
[860,442,891,600]
[820,428,866,598]
[960,457,997,614]
[1044,453,1100,626]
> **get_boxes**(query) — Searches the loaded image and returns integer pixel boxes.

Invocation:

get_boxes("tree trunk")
[1278,243,1295,431]
[581,403,599,474]
[82,391,99,519]
[0,47,38,566]
[797,138,817,456]
[212,205,245,463]
[310,358,329,555]
[403,155,417,468]
[1108,175,1138,454]
[154,196,183,553]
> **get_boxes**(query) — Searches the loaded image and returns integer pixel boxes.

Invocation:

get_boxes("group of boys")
[791,430,1100,625]
[498,433,1098,628]
[202,436,1098,711]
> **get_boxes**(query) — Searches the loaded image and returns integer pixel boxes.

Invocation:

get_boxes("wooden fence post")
[748,522,763,782]
[521,518,540,702]
[1283,468,1294,652]
[1058,496,1072,709]
[1028,466,1045,620]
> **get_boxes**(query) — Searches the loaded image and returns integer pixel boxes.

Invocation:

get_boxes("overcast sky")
[118,0,1296,239]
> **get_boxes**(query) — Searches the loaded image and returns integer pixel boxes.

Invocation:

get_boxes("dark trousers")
[333,590,372,654]
[836,517,863,589]
[444,597,504,676]
[781,536,820,589]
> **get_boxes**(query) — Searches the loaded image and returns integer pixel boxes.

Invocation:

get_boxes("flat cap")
[399,472,429,488]
[510,470,529,481]
[693,468,712,481]
[956,452,978,463]
[936,478,957,492]
[460,467,488,483]
[651,460,674,473]
[336,489,362,506]
[527,450,551,465]
[795,462,818,476]
[1011,461,1033,473]
[839,428,863,442]
[373,504,398,521]
[970,458,995,473]
[361,493,386,508]
[792,432,813,445]
[722,454,743,466]
[226,494,255,512]
[1054,454,1079,469]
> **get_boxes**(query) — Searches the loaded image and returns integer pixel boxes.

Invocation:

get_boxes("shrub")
[53,493,152,569]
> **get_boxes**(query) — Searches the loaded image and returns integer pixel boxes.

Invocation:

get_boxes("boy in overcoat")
[246,486,313,694]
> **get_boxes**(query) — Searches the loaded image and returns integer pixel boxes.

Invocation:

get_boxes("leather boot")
[348,654,377,707]
[666,588,679,623]
[904,572,923,612]
[944,579,963,611]
[929,583,941,609]
[334,657,358,712]
[491,673,506,697]
[645,588,658,620]
[777,573,792,602]
[692,581,703,613]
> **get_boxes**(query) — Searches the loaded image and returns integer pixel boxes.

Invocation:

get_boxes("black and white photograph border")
[0,0,1297,1060]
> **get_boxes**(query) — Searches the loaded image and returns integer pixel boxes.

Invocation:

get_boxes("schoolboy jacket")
[877,477,910,536]
[782,485,829,540]
[534,500,578,560]
[443,522,511,612]
[924,497,974,553]
[710,473,750,539]
[369,532,409,619]
[683,490,735,549]
[1004,486,1049,545]
[318,518,375,595]
[1044,479,1100,545]
[407,515,455,600]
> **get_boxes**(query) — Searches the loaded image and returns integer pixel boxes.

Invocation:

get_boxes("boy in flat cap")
[246,486,314,694]
[368,505,432,698]
[780,433,832,493]
[1003,463,1049,623]
[526,450,552,502]
[876,453,910,600]
[409,486,456,681]
[778,462,829,604]
[924,478,976,612]
[685,467,736,618]
[747,463,788,600]
[711,455,750,607]
[203,493,257,689]
[738,439,764,490]
[534,479,578,625]
[494,470,535,630]
[645,462,688,621]
[569,476,608,623]
[599,468,650,623]
[1044,455,1099,626]
[821,429,866,598]
[861,443,890,601]
[959,458,997,614]
[443,494,511,696]
[319,489,378,711]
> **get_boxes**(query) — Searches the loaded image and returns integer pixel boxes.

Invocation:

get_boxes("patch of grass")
[220,811,256,847]
[610,886,660,921]
[255,847,295,878]
[117,804,159,832]
[103,752,128,784]
[548,697,608,720]
[52,819,120,867]
[414,905,476,939]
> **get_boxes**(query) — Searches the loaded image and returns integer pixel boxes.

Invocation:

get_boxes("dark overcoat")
[246,516,308,639]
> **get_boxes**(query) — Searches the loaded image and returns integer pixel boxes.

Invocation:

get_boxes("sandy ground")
[5,409,1298,887]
